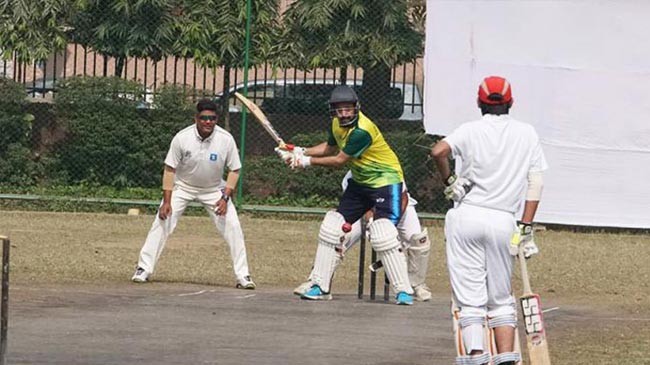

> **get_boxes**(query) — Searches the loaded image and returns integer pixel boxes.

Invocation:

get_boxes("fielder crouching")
[276,85,415,305]
[131,99,255,289]
[431,76,547,364]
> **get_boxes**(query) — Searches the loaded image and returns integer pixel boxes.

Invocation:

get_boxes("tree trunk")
[339,66,347,84]
[359,63,393,121]
[103,56,109,77]
[115,57,125,77]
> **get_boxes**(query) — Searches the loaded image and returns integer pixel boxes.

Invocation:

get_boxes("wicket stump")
[356,219,389,301]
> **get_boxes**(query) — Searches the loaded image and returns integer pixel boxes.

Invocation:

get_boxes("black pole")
[357,218,366,299]
[0,236,10,365]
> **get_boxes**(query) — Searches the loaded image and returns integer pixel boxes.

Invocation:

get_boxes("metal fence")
[0,1,447,216]
[1,45,424,118]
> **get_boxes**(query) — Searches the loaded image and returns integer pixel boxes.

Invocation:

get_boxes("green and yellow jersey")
[327,112,404,188]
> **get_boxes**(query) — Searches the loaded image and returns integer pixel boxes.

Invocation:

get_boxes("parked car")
[25,78,154,108]
[217,79,423,121]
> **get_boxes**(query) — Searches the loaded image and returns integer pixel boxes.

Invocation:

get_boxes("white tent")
[423,1,650,228]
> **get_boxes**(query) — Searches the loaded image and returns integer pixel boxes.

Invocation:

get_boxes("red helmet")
[478,76,513,105]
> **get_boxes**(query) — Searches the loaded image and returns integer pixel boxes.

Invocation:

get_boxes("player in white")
[131,99,255,289]
[293,171,433,302]
[431,76,547,365]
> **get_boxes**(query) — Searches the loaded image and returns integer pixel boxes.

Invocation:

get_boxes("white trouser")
[445,204,516,313]
[345,203,421,249]
[137,186,250,280]
[397,203,422,244]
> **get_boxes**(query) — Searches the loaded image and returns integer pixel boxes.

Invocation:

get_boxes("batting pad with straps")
[452,305,491,365]
[488,309,522,365]
[452,302,523,365]
[311,211,347,293]
[407,228,431,288]
[368,218,413,294]
[492,352,522,365]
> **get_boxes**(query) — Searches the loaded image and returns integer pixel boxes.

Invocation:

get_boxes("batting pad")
[407,228,431,287]
[454,352,490,365]
[488,314,518,329]
[368,218,400,251]
[311,211,346,292]
[369,219,412,294]
[318,211,347,245]
[493,352,521,365]
[453,306,489,364]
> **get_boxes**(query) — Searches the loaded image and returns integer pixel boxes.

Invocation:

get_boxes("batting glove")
[509,222,539,258]
[278,145,309,169]
[274,147,293,165]
[522,240,539,259]
[443,174,473,202]
[288,145,306,156]
[291,154,311,169]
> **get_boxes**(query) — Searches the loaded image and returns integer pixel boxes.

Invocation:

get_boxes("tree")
[277,0,424,119]
[0,0,81,63]
[172,0,280,128]
[69,0,176,77]
[407,0,426,34]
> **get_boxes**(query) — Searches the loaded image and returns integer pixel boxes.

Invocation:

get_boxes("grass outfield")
[2,210,649,364]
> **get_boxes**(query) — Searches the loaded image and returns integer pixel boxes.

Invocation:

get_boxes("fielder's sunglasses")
[198,115,218,121]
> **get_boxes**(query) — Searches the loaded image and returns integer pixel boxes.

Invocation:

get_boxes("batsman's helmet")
[478,76,513,106]
[329,85,360,126]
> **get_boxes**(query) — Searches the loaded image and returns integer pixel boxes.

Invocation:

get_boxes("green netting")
[0,1,448,214]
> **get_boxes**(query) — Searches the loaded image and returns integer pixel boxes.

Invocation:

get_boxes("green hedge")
[53,77,193,187]
[0,78,42,185]
[241,132,340,207]
[0,76,448,214]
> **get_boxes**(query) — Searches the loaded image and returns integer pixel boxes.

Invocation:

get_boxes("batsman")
[431,76,548,365]
[276,85,415,305]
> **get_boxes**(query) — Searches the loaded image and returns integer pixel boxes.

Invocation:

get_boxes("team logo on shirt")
[184,151,192,159]
[210,153,218,161]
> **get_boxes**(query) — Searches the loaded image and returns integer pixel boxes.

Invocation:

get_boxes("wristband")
[303,156,312,167]
[445,174,457,186]
[517,221,533,234]
[221,189,230,203]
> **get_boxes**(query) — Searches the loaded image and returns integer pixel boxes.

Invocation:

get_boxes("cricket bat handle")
[519,245,533,295]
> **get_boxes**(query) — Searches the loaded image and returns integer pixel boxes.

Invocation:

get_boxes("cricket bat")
[234,92,288,149]
[519,248,552,364]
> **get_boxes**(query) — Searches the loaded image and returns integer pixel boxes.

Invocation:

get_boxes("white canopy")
[423,1,650,228]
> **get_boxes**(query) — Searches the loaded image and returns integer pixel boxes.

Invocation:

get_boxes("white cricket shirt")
[164,124,242,192]
[444,114,548,213]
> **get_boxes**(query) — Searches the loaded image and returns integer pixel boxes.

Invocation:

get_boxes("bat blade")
[234,92,286,148]
[521,293,551,364]
[519,250,552,365]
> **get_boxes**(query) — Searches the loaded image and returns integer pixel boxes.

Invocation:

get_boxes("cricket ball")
[341,222,352,233]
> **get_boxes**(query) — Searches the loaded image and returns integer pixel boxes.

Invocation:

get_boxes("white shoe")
[236,276,256,290]
[293,280,313,296]
[413,284,432,302]
[132,267,149,283]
